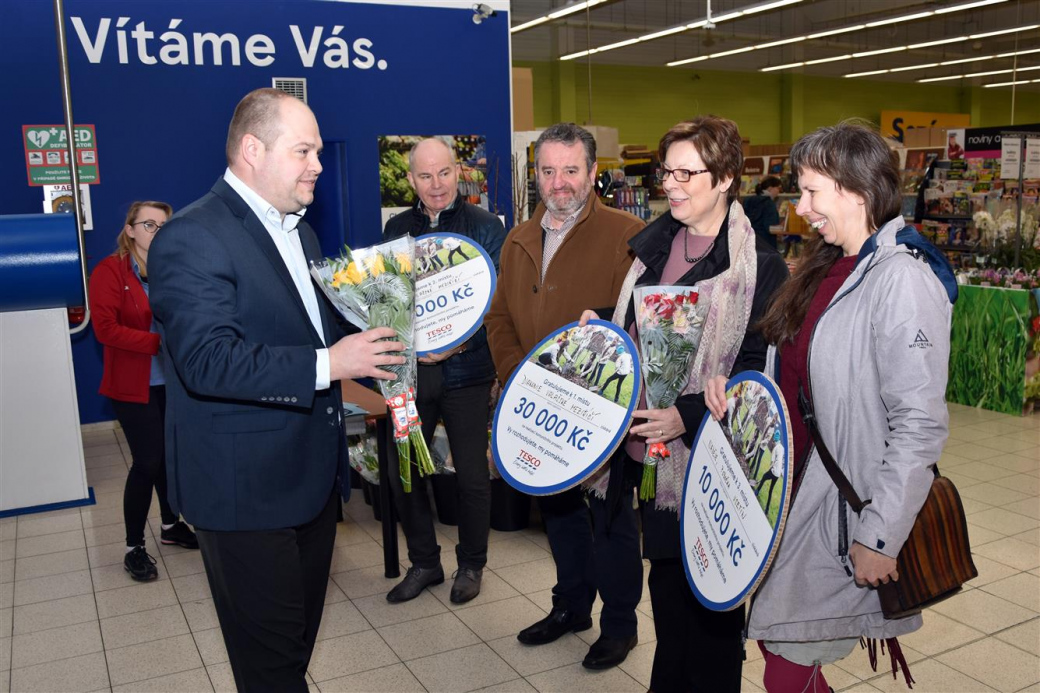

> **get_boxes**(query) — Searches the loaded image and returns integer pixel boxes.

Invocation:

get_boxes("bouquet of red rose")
[633,285,706,500]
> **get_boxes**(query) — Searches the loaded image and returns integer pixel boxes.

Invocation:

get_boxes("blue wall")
[0,0,513,424]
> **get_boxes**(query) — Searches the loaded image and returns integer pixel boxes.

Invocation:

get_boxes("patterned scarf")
[586,200,758,511]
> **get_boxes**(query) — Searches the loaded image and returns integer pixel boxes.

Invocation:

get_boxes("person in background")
[742,175,783,251]
[581,115,788,692]
[89,201,199,582]
[381,137,506,605]
[706,121,954,692]
[150,88,405,691]
[485,122,646,670]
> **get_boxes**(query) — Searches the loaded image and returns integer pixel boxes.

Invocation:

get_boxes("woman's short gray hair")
[789,120,901,232]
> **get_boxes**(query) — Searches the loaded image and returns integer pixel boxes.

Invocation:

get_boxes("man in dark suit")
[149,88,404,692]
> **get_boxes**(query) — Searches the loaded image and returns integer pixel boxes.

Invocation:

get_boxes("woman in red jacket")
[89,201,197,581]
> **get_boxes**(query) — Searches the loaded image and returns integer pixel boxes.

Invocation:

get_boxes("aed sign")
[23,125,100,186]
[880,111,971,143]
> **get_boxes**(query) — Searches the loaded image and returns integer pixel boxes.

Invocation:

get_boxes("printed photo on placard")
[681,371,792,611]
[378,134,489,230]
[722,378,786,526]
[415,235,480,281]
[413,233,497,355]
[529,324,634,408]
[492,320,641,496]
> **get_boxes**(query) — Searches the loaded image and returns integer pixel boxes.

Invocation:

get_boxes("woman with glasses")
[581,116,788,692]
[89,201,198,582]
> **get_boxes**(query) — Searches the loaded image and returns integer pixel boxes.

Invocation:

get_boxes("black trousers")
[196,490,338,692]
[540,482,643,639]
[447,247,470,265]
[647,558,746,693]
[110,386,177,547]
[600,372,628,402]
[388,366,492,570]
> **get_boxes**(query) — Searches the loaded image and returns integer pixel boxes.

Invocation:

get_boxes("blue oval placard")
[492,320,641,495]
[414,233,497,356]
[681,370,793,611]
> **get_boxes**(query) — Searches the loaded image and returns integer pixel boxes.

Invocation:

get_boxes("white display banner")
[413,233,496,355]
[492,320,640,495]
[1025,139,1040,179]
[1001,138,1022,179]
[682,371,792,611]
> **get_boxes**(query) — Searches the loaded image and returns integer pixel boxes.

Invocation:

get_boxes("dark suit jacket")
[149,177,347,531]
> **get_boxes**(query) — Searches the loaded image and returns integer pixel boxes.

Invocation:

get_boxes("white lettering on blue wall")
[69,17,387,70]
[289,25,380,69]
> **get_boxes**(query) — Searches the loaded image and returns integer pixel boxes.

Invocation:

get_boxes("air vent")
[272,78,308,104]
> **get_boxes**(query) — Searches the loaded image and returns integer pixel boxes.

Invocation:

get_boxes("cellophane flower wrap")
[633,285,706,500]
[310,236,434,492]
[347,421,380,485]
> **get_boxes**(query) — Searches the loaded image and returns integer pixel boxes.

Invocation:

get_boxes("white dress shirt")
[223,168,331,390]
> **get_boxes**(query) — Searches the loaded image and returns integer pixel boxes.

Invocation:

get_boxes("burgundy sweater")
[779,255,858,488]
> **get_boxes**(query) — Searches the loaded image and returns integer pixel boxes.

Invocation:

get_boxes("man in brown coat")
[485,123,645,670]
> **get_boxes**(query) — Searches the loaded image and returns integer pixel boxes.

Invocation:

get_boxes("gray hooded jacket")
[748,217,952,642]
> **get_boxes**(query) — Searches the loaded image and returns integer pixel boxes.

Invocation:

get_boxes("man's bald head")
[407,137,460,218]
[408,137,457,169]
[226,88,299,166]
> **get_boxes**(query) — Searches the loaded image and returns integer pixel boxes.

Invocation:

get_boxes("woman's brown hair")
[658,115,743,203]
[758,121,900,345]
[115,200,173,274]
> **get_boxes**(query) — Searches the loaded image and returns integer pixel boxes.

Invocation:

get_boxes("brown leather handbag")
[799,389,978,619]
[874,475,977,618]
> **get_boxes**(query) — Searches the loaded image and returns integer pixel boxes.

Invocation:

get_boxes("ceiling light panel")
[557,0,806,61]
[843,44,1040,78]
[770,20,1035,75]
[865,11,935,28]
[666,0,1016,72]
[936,0,1006,12]
[918,64,1040,83]
[511,0,606,34]
[983,78,1040,87]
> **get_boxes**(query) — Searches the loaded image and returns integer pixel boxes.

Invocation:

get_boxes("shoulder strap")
[797,386,870,513]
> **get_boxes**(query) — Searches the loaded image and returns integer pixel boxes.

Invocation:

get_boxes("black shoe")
[582,634,637,670]
[386,565,444,603]
[450,567,483,604]
[124,546,158,581]
[160,521,199,549]
[517,607,593,645]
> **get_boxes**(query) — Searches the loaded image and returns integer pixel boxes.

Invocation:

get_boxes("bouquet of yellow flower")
[310,236,434,492]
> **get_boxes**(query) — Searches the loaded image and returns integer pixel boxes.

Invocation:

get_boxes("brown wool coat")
[485,196,644,383]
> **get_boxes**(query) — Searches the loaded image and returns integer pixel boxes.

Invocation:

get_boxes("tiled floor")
[0,402,1038,692]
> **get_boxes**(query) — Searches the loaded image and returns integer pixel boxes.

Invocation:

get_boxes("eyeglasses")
[656,167,711,183]
[131,220,163,234]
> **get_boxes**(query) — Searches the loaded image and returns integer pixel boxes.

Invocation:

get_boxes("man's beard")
[542,182,591,217]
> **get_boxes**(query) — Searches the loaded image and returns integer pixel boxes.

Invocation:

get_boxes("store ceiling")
[509,0,1040,88]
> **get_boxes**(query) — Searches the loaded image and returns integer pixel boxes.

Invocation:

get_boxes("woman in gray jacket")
[706,121,956,692]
